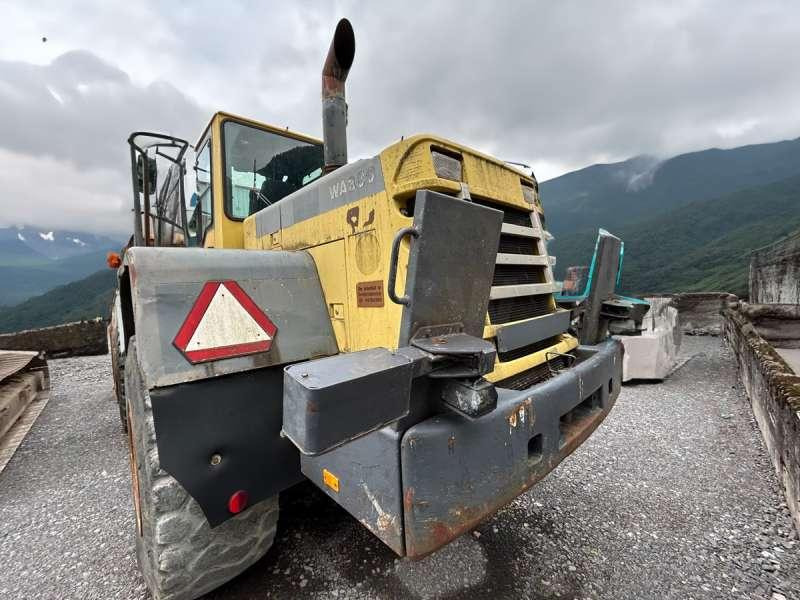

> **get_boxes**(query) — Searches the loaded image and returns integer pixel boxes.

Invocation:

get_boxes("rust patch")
[507,398,532,431]
[404,487,415,512]
[447,435,456,454]
[430,522,453,546]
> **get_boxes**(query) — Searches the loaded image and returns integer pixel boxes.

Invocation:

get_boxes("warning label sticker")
[356,280,384,307]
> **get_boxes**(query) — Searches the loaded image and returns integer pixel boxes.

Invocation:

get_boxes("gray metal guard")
[396,189,503,345]
[123,247,339,389]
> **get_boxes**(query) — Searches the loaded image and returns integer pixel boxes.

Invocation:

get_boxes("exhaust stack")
[322,18,355,173]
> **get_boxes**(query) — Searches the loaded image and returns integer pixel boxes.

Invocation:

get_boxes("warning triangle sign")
[173,280,277,364]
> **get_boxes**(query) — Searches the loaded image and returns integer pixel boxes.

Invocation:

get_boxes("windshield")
[222,120,324,220]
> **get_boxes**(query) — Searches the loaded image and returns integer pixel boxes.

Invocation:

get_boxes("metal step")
[500,223,540,238]
[495,253,549,266]
[489,282,561,300]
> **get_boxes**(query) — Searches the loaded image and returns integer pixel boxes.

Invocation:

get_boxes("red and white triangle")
[173,280,277,364]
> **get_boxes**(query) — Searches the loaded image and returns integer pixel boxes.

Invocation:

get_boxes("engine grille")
[494,356,568,390]
[488,294,551,324]
[498,235,539,255]
[497,335,561,363]
[492,264,547,286]
[472,198,533,227]
[476,194,565,385]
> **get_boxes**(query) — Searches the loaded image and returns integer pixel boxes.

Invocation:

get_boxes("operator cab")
[188,112,324,249]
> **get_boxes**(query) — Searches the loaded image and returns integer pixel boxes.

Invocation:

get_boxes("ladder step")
[500,223,540,238]
[495,253,549,266]
[489,282,561,300]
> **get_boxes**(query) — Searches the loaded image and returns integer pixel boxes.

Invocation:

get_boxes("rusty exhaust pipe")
[322,18,355,173]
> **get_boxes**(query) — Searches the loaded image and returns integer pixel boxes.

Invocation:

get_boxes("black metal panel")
[398,190,503,345]
[151,365,302,527]
[495,310,571,352]
[283,348,414,455]
[580,231,623,344]
[400,339,622,558]
[301,427,405,555]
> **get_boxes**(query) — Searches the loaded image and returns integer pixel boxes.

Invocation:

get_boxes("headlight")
[431,149,462,181]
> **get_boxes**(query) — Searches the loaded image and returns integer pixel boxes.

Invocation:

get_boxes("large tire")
[108,295,127,432]
[125,338,279,600]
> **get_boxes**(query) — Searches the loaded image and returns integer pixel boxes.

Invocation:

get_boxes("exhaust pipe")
[322,18,355,173]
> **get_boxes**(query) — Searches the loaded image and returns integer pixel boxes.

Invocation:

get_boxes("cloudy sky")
[1,0,799,235]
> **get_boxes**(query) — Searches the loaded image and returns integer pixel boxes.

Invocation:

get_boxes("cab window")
[187,137,213,245]
[222,120,324,220]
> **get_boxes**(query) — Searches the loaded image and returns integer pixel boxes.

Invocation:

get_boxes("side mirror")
[136,155,158,194]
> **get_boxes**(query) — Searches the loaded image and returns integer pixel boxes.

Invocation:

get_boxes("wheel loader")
[109,19,626,600]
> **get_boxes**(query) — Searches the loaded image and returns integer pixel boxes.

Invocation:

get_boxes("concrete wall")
[0,319,108,358]
[648,293,738,335]
[750,230,800,305]
[724,305,800,532]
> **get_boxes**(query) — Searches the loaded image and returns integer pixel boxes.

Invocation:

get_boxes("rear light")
[431,149,462,181]
[228,490,249,514]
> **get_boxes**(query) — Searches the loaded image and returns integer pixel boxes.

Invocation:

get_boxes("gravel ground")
[0,336,797,599]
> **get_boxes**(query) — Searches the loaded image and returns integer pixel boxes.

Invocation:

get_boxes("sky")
[1,0,799,235]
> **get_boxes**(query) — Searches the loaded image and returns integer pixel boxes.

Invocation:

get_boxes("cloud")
[0,148,128,233]
[0,49,206,234]
[0,50,206,171]
[1,0,800,234]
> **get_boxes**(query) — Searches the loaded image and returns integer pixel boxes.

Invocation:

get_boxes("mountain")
[0,226,121,261]
[540,137,800,236]
[549,174,800,297]
[0,226,122,306]
[0,269,116,334]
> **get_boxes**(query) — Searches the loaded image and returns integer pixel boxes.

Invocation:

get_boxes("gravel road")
[0,336,797,599]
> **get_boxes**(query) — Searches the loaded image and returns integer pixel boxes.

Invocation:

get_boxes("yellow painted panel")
[485,336,579,383]
[306,240,350,352]
[253,187,411,352]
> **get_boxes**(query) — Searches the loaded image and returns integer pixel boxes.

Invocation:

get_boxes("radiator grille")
[472,198,533,227]
[492,264,547,286]
[488,294,551,324]
[498,235,539,255]
[494,356,568,390]
[497,336,561,363]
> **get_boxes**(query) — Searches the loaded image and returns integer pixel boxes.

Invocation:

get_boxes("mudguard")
[122,247,338,525]
[123,247,338,389]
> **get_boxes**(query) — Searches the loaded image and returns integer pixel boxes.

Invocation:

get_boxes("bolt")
[301,372,309,378]
[210,453,222,466]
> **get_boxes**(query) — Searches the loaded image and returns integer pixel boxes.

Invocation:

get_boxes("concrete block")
[615,296,680,381]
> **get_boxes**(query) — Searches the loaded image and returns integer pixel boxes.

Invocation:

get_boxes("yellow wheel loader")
[109,19,626,600]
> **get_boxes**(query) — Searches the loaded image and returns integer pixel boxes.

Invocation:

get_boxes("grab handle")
[387,226,419,305]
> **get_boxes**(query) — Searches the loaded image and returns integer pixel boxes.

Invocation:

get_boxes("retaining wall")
[724,304,800,532]
[647,293,738,335]
[750,230,800,305]
[0,319,108,357]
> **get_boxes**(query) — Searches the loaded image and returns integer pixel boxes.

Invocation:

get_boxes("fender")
[123,247,339,525]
